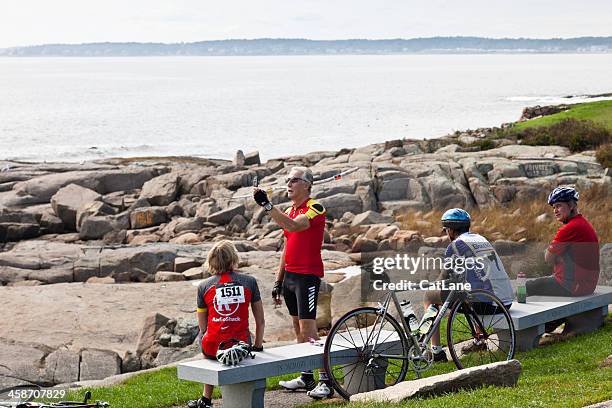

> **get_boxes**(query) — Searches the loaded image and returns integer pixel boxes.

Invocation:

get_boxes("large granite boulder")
[130,207,167,229]
[139,172,180,206]
[207,204,245,225]
[318,193,363,220]
[10,168,157,205]
[351,360,522,402]
[51,184,102,230]
[43,349,80,384]
[79,349,122,381]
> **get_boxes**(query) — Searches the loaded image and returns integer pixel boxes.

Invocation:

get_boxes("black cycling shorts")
[283,271,321,320]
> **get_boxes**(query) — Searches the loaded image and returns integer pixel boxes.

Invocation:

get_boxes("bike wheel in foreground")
[446,289,516,370]
[323,306,412,400]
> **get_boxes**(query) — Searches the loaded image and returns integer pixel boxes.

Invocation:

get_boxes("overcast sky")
[1,0,611,48]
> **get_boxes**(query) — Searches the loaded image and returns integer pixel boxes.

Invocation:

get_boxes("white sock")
[432,345,444,354]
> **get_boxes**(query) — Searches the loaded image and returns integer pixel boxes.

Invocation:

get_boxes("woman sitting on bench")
[188,240,265,408]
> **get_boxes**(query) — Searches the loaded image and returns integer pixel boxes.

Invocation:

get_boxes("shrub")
[516,118,611,152]
[596,143,612,168]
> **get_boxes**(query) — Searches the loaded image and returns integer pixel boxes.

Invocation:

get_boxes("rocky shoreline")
[1,109,611,389]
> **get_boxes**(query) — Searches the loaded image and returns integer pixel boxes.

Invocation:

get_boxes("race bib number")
[216,283,245,306]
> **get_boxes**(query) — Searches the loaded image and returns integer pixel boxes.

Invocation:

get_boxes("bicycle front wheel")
[323,307,411,400]
[446,289,516,369]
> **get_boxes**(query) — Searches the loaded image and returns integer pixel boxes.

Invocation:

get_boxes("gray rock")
[79,349,122,381]
[158,333,172,347]
[493,240,526,256]
[351,236,378,253]
[130,207,167,229]
[318,193,363,220]
[233,150,246,166]
[155,271,186,282]
[73,254,101,282]
[0,341,49,387]
[136,313,171,356]
[174,217,204,234]
[182,267,204,280]
[43,349,80,384]
[0,222,40,241]
[27,267,73,284]
[351,210,394,227]
[121,350,141,373]
[351,360,522,403]
[228,214,249,233]
[600,243,612,286]
[76,201,116,231]
[244,151,261,166]
[165,201,184,217]
[39,210,64,234]
[0,265,31,284]
[207,204,245,225]
[174,257,201,273]
[140,172,179,206]
[99,245,177,282]
[78,216,116,240]
[154,347,198,366]
[51,184,102,230]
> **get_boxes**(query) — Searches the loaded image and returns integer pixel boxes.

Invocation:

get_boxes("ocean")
[1,54,612,162]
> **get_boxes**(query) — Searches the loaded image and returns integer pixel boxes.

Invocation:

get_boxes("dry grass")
[398,184,611,244]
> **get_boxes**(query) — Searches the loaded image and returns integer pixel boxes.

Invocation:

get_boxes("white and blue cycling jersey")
[444,232,514,306]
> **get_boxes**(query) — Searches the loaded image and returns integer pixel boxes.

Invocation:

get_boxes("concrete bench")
[497,285,611,351]
[178,330,401,408]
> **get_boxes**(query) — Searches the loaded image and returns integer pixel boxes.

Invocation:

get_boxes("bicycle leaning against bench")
[322,275,517,400]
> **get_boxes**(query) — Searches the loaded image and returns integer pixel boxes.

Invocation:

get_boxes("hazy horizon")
[3,35,612,49]
[1,0,612,48]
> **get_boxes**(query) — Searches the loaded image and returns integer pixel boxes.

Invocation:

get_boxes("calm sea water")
[1,54,612,162]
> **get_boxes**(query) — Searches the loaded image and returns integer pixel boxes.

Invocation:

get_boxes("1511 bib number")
[217,284,245,305]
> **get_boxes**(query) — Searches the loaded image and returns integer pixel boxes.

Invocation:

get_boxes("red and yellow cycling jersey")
[283,198,326,277]
[197,271,261,357]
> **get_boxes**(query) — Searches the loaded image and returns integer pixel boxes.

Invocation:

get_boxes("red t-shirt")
[283,198,326,277]
[197,271,261,357]
[547,214,600,296]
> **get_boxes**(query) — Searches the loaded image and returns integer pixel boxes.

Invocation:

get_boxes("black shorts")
[283,271,321,320]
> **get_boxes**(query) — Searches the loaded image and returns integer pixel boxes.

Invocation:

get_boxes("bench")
[498,285,611,351]
[178,330,400,408]
[178,287,612,407]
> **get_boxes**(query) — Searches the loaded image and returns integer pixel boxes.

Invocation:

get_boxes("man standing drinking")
[252,166,332,399]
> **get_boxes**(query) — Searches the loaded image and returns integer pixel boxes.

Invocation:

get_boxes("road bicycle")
[322,277,516,399]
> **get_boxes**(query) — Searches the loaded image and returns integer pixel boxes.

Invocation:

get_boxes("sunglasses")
[285,176,308,185]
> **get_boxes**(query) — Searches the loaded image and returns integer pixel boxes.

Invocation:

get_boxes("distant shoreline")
[2,36,612,57]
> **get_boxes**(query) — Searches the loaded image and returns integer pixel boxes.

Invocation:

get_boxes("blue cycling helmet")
[441,208,471,229]
[547,186,579,206]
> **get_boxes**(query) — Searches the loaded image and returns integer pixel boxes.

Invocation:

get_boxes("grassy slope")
[312,317,612,408]
[59,318,612,408]
[513,100,612,132]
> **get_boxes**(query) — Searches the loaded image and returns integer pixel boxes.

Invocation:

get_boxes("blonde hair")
[205,240,239,275]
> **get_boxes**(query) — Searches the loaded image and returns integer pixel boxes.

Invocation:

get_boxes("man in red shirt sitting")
[527,186,600,297]
[253,166,332,399]
[526,186,600,331]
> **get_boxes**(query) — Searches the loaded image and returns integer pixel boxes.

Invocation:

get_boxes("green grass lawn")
[62,316,611,408]
[514,100,612,132]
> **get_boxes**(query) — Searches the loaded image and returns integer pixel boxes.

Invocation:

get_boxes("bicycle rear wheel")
[323,306,411,400]
[446,289,516,369]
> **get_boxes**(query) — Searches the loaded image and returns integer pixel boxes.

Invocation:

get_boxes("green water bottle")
[516,272,527,303]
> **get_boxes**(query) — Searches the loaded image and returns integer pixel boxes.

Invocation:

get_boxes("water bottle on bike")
[418,304,439,335]
[400,300,419,333]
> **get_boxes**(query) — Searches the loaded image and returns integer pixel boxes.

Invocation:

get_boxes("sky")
[1,0,611,48]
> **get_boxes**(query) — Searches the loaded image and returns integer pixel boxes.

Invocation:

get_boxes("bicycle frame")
[367,289,488,363]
